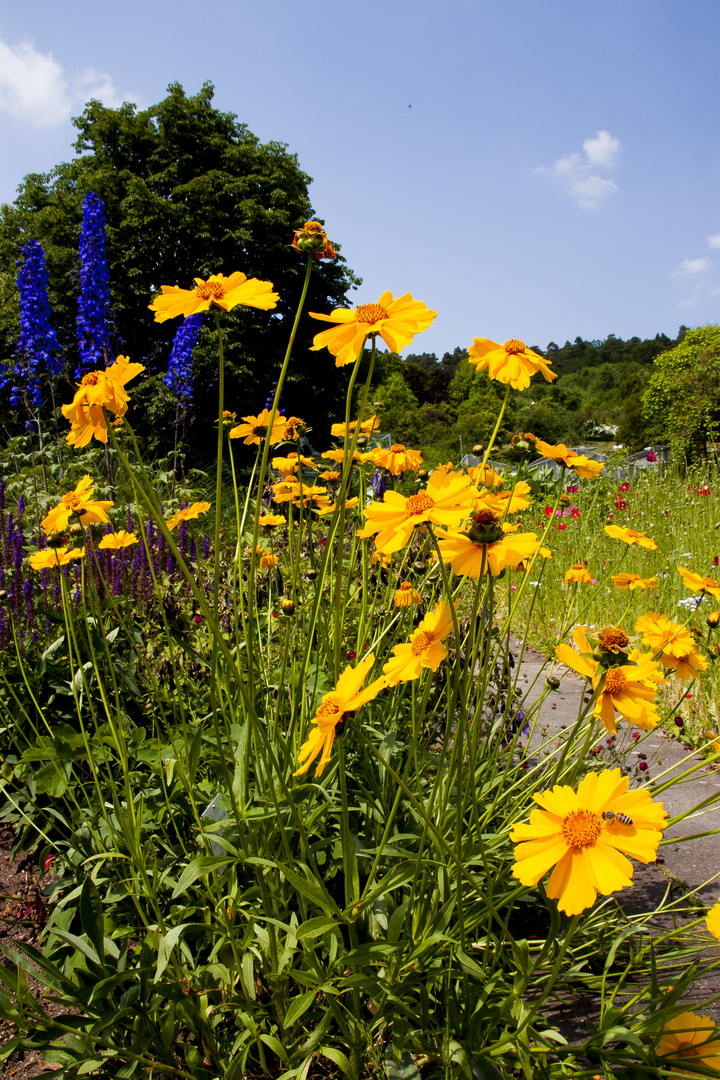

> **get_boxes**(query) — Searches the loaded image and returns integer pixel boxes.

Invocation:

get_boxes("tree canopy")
[0,82,359,458]
[641,325,720,456]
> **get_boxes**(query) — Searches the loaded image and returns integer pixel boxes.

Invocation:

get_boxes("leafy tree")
[374,372,422,444]
[642,325,720,457]
[0,82,359,459]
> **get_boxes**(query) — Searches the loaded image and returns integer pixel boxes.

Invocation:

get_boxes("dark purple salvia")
[6,241,60,410]
[76,193,112,377]
[164,313,201,413]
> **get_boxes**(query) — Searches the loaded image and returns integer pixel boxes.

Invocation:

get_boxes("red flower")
[614,496,627,510]
[619,482,630,493]
[557,523,567,531]
[571,507,581,519]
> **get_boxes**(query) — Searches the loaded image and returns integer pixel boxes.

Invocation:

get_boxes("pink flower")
[44,854,53,870]
[566,484,579,494]
[614,496,626,510]
[193,615,202,625]
[619,482,630,493]
[646,452,657,462]
[638,760,648,771]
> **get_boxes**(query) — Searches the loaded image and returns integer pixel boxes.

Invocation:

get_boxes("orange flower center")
[62,492,83,510]
[405,492,435,518]
[473,508,501,526]
[604,668,627,694]
[389,444,405,453]
[356,302,388,324]
[598,627,630,651]
[561,808,602,849]
[702,577,719,591]
[316,694,343,721]
[411,630,435,656]
[80,372,101,386]
[675,1042,701,1061]
[503,339,526,355]
[195,281,226,300]
[399,582,413,592]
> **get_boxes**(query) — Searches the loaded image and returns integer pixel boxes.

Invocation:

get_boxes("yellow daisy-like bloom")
[259,514,286,527]
[534,440,605,480]
[271,452,315,476]
[657,1012,720,1074]
[149,272,278,322]
[539,547,552,559]
[394,581,422,607]
[438,529,540,578]
[556,625,663,734]
[319,470,341,482]
[98,530,138,550]
[679,564,720,603]
[62,356,145,447]
[565,562,593,584]
[294,488,333,513]
[476,482,532,516]
[604,525,657,550]
[166,502,211,532]
[635,612,697,661]
[468,464,504,488]
[229,409,287,446]
[271,480,301,504]
[511,767,667,915]
[706,899,720,942]
[259,550,279,569]
[612,573,657,591]
[360,469,476,554]
[383,602,454,686]
[369,444,424,475]
[321,448,374,465]
[309,291,436,367]
[283,416,308,441]
[29,546,86,571]
[294,654,385,777]
[330,414,380,438]
[316,496,359,516]
[41,476,112,536]
[468,338,557,391]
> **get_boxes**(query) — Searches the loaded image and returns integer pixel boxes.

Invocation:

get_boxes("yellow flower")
[383,602,454,686]
[271,452,315,476]
[166,502,211,531]
[534,440,605,480]
[468,464,504,488]
[260,550,279,569]
[309,291,436,367]
[556,625,663,734]
[229,409,287,446]
[330,414,380,438]
[657,1011,720,1074]
[612,573,657,591]
[679,564,720,603]
[360,469,475,554]
[319,470,341,482]
[369,444,423,475]
[604,525,657,550]
[635,612,697,661]
[706,899,720,942]
[438,528,539,578]
[259,514,286,527]
[292,486,333,512]
[539,547,552,559]
[41,476,113,536]
[98,530,138,550]
[394,581,421,607]
[294,654,385,777]
[292,220,336,260]
[321,448,373,465]
[476,482,531,515]
[62,356,145,447]
[316,496,359,515]
[511,768,667,915]
[149,272,278,322]
[565,562,593,584]
[271,480,301,503]
[283,416,308,441]
[29,546,86,570]
[468,337,557,391]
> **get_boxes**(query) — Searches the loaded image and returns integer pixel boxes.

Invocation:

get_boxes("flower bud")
[472,444,484,456]
[292,220,336,259]
[465,509,504,547]
[707,611,720,629]
[546,675,561,690]
[68,523,83,536]
[46,532,66,548]
[280,599,296,616]
[306,569,318,581]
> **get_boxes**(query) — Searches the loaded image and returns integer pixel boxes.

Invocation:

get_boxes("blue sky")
[0,0,718,357]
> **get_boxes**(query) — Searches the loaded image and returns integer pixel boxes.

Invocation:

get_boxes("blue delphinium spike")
[164,313,202,412]
[5,241,60,409]
[76,192,112,376]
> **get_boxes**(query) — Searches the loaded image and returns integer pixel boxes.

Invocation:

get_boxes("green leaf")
[284,990,317,1028]
[385,1048,420,1080]
[275,862,342,917]
[171,856,234,898]
[295,917,339,941]
[79,878,105,965]
[155,924,189,983]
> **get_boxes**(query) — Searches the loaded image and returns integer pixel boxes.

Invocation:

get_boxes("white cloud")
[582,130,621,168]
[536,130,621,210]
[0,37,71,126]
[674,257,711,277]
[0,35,132,127]
[708,232,720,250]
